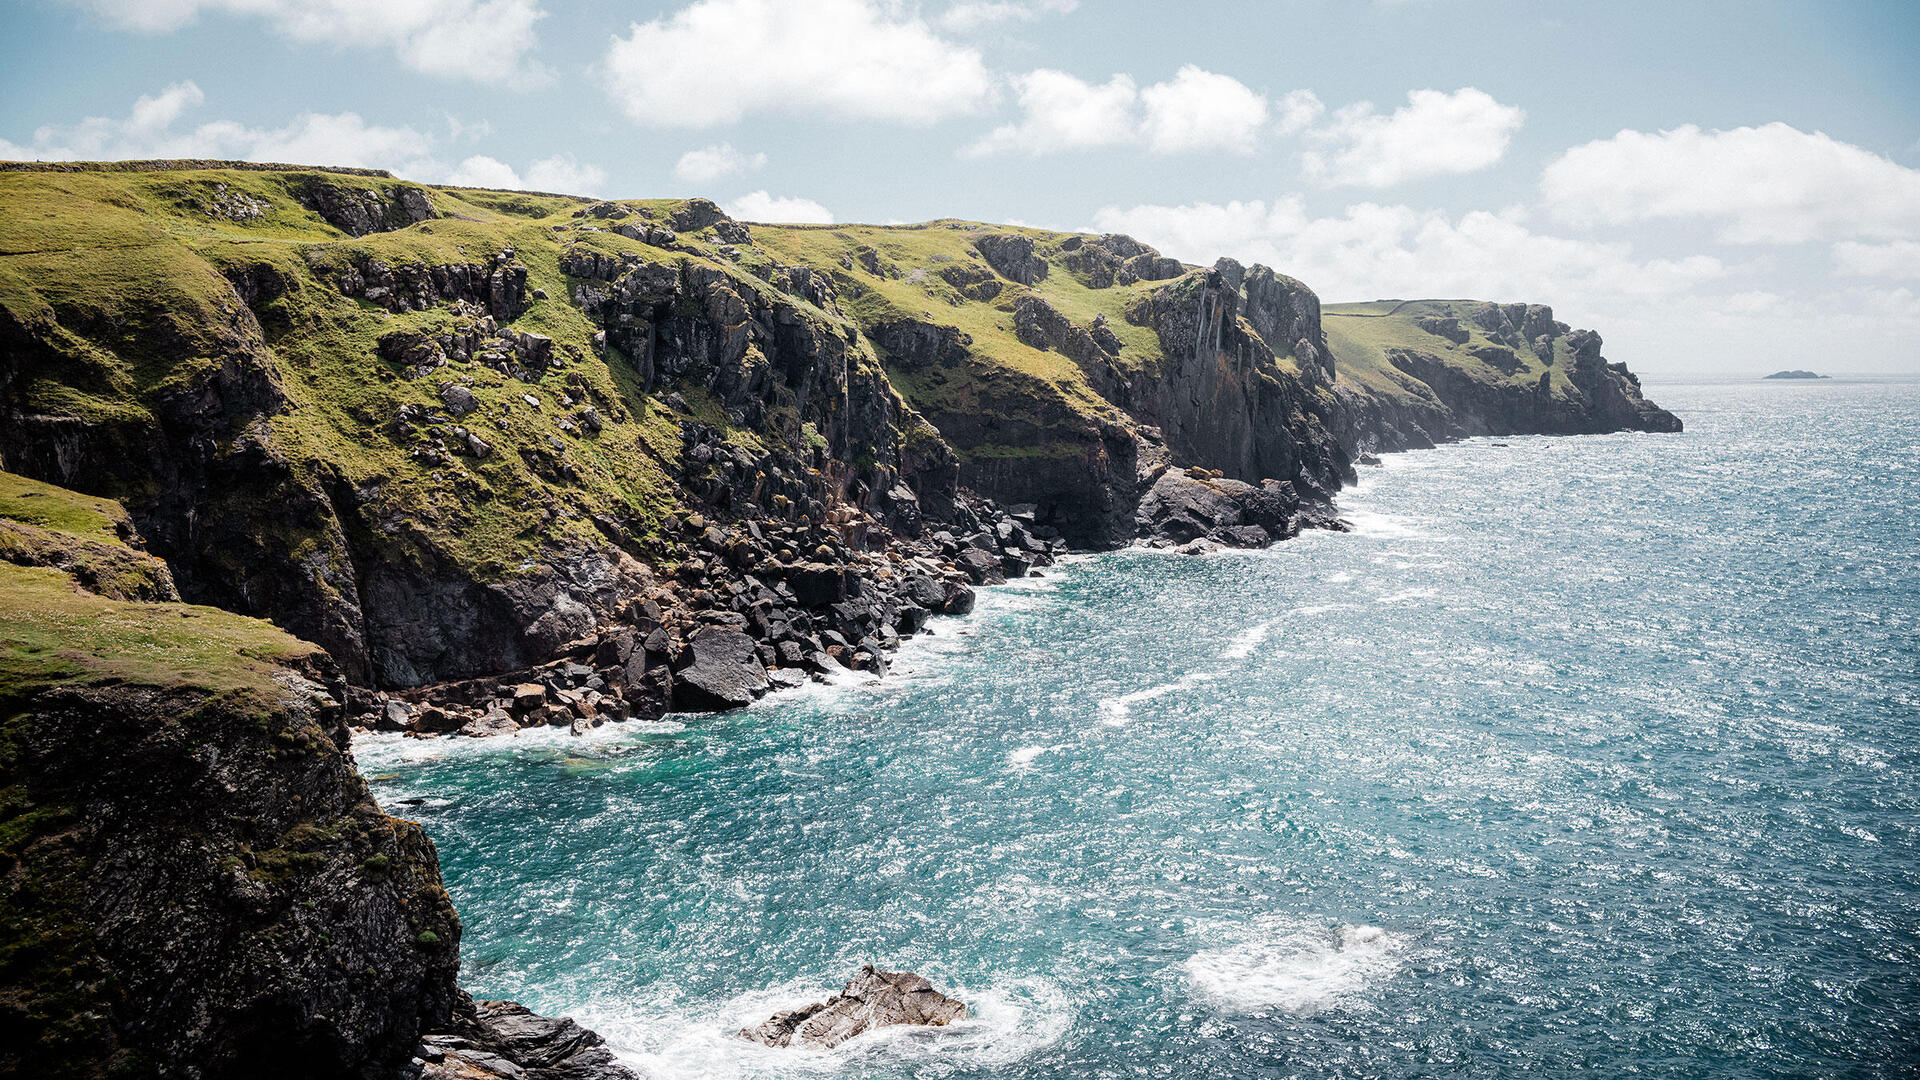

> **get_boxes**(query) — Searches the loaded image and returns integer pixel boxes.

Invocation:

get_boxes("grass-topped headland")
[0,160,1676,686]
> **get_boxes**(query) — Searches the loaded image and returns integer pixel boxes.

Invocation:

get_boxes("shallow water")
[358,379,1920,1079]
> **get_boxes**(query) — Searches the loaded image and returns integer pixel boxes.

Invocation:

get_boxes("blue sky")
[4,0,1917,376]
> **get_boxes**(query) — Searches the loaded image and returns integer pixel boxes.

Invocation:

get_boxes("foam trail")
[1222,620,1278,660]
[1184,922,1404,1016]
[1097,672,1220,725]
[1007,743,1073,770]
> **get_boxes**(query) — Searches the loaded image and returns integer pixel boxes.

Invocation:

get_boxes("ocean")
[356,378,1920,1079]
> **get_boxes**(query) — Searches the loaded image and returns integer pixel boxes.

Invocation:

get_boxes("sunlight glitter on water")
[357,381,1920,1079]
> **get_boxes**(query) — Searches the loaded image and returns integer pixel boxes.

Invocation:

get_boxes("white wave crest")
[1183,922,1404,1016]
[1007,743,1072,770]
[1096,672,1220,725]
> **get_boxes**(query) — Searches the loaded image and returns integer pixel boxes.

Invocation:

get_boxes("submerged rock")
[740,966,968,1049]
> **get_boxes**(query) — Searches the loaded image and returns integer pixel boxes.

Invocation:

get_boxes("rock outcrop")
[740,966,967,1049]
[295,178,437,237]
[420,995,637,1080]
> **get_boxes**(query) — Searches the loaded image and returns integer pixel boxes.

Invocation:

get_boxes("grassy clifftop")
[0,160,1675,683]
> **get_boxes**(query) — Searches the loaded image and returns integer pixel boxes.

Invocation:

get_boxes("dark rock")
[672,627,768,710]
[423,993,637,1080]
[954,547,1005,585]
[973,233,1048,286]
[739,966,967,1049]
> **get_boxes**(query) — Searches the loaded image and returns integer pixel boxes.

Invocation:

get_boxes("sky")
[2,0,1917,377]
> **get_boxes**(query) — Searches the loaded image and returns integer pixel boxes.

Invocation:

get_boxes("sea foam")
[577,973,1072,1080]
[1183,921,1404,1016]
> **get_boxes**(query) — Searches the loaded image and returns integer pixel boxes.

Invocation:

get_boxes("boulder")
[672,627,769,710]
[739,966,967,1050]
[954,548,1005,585]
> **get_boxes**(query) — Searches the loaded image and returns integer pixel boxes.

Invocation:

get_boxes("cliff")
[1323,299,1682,451]
[0,473,638,1080]
[0,474,461,1078]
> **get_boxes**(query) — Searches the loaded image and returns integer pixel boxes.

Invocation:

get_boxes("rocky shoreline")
[349,464,1347,740]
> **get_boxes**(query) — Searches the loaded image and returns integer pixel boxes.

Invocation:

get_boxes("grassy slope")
[0,471,176,601]
[2,164,1617,576]
[0,167,762,582]
[0,469,317,700]
[1324,299,1575,404]
[0,475,450,1079]
[750,222,1165,459]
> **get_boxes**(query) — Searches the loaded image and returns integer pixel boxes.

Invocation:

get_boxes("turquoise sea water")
[358,379,1920,1079]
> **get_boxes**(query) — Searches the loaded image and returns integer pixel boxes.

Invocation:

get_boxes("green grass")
[0,472,176,602]
[1325,299,1573,401]
[0,563,319,701]
[0,168,746,582]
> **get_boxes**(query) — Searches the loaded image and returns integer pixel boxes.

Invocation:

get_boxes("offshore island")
[0,161,1679,1079]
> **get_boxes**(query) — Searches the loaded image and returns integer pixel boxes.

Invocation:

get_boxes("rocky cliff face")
[0,497,461,1077]
[0,168,954,692]
[0,477,638,1080]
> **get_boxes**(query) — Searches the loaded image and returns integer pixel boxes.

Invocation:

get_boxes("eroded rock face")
[294,179,436,237]
[740,967,968,1049]
[1134,467,1302,546]
[421,994,637,1080]
[0,669,461,1079]
[973,233,1048,285]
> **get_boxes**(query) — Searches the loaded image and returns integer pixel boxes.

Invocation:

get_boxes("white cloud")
[1273,89,1324,136]
[1833,240,1920,280]
[1300,87,1524,188]
[965,69,1136,156]
[938,0,1077,33]
[1542,123,1920,244]
[63,0,549,86]
[604,0,992,128]
[1088,195,1723,312]
[127,80,205,133]
[0,83,605,198]
[725,190,834,223]
[1721,290,1785,314]
[965,65,1265,157]
[524,154,608,196]
[1140,65,1269,155]
[1857,286,1920,320]
[446,154,523,189]
[0,83,441,173]
[673,143,768,184]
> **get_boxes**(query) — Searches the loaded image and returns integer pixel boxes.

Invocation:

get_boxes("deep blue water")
[358,379,1920,1079]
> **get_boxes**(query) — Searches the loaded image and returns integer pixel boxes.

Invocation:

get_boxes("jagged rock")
[673,627,769,710]
[440,383,478,417]
[1415,315,1469,344]
[954,547,1005,586]
[296,179,436,237]
[0,671,460,1078]
[973,233,1048,285]
[739,966,967,1049]
[423,994,637,1080]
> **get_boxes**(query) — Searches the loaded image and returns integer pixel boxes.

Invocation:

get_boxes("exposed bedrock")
[0,670,462,1079]
[740,966,968,1050]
